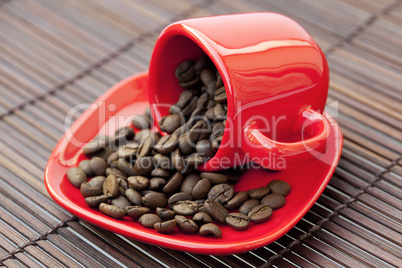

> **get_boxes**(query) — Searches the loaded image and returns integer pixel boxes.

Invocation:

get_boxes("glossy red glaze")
[148,13,330,171]
[45,72,343,255]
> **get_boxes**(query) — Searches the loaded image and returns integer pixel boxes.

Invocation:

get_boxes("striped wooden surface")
[0,0,401,267]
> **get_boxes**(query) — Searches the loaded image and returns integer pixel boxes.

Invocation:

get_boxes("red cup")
[148,12,330,171]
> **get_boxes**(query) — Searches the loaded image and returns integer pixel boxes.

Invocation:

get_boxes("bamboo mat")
[0,0,401,267]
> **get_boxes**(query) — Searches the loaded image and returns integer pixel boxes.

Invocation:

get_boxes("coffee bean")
[150,168,170,178]
[192,212,212,225]
[117,143,138,160]
[114,127,135,141]
[175,60,196,82]
[214,86,227,103]
[208,183,234,204]
[162,172,183,194]
[78,159,94,177]
[111,196,131,210]
[142,192,168,210]
[248,205,272,224]
[127,176,149,191]
[175,215,198,233]
[261,193,286,209]
[179,75,200,89]
[204,199,228,224]
[173,200,198,216]
[133,156,154,176]
[214,103,226,120]
[180,173,200,194]
[85,195,108,208]
[194,55,212,74]
[144,106,152,119]
[197,92,209,108]
[106,152,119,168]
[200,69,216,86]
[99,203,126,219]
[199,223,222,238]
[80,176,105,198]
[148,177,167,190]
[204,107,216,121]
[141,190,167,199]
[178,133,194,155]
[154,135,178,154]
[247,186,270,200]
[174,90,194,110]
[139,214,162,229]
[168,192,193,207]
[159,114,183,134]
[137,136,152,157]
[132,114,152,129]
[181,96,198,116]
[216,71,223,88]
[196,140,214,159]
[83,137,107,155]
[267,180,291,196]
[154,220,177,234]
[105,167,127,179]
[171,148,186,173]
[67,167,87,188]
[126,206,150,220]
[206,98,216,109]
[239,199,259,215]
[117,158,135,176]
[103,175,120,198]
[117,178,128,195]
[125,188,143,206]
[153,154,173,170]
[156,207,176,221]
[226,213,250,231]
[200,172,228,184]
[225,191,248,210]
[90,157,107,176]
[211,136,223,152]
[192,178,211,199]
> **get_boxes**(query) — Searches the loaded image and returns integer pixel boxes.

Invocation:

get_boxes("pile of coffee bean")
[66,56,291,238]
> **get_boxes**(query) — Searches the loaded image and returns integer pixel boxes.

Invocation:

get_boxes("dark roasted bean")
[78,159,94,177]
[154,220,177,234]
[200,69,216,86]
[148,177,167,190]
[103,175,120,198]
[80,176,105,198]
[134,129,160,144]
[125,188,143,206]
[85,195,108,208]
[171,148,186,173]
[106,152,119,168]
[192,212,213,225]
[194,55,212,74]
[150,167,170,178]
[180,173,200,194]
[199,223,222,238]
[173,200,198,216]
[247,186,270,200]
[137,136,153,157]
[200,172,228,184]
[159,114,183,134]
[162,172,183,194]
[117,143,138,160]
[154,134,179,154]
[153,153,173,170]
[214,86,227,103]
[214,103,226,120]
[156,207,176,221]
[175,60,196,82]
[89,157,107,176]
[132,114,152,129]
[67,167,87,188]
[185,153,206,167]
[207,183,234,204]
[261,193,286,209]
[192,178,211,200]
[216,71,223,88]
[196,140,214,159]
[175,215,198,233]
[197,92,209,108]
[139,214,162,229]
[133,156,154,176]
[226,213,250,231]
[267,180,291,196]
[117,158,135,176]
[83,137,107,155]
[105,167,127,179]
[99,203,126,219]
[239,199,259,215]
[126,206,150,220]
[111,196,131,210]
[248,205,272,224]
[225,191,248,210]
[168,192,193,207]
[142,192,168,210]
[127,176,149,191]
[204,199,228,225]
[212,135,223,152]
[114,127,135,140]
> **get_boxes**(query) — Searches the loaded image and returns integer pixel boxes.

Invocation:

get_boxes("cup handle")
[242,107,331,170]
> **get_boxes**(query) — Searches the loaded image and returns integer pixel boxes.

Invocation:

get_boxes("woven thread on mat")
[0,0,215,121]
[0,216,77,263]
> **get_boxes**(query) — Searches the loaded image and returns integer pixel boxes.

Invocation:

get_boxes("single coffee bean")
[114,127,135,141]
[180,173,200,194]
[173,200,198,216]
[204,107,216,121]
[150,167,170,178]
[154,220,177,234]
[80,176,105,198]
[141,190,167,199]
[199,223,222,238]
[168,192,193,207]
[144,106,152,118]
[214,86,227,103]
[106,152,119,168]
[175,215,198,234]
[195,140,214,159]
[204,199,229,225]
[207,183,234,204]
[210,122,225,141]
[126,206,150,220]
[172,125,184,137]
[214,103,226,120]
[197,92,209,108]
[127,176,149,191]
[78,159,94,177]
[174,90,194,109]
[261,193,286,209]
[248,205,273,224]
[179,75,200,89]
[105,167,127,179]
[137,136,152,157]
[85,195,108,208]
[156,207,176,221]
[192,212,212,225]
[159,114,183,134]
[247,186,270,200]
[181,96,198,116]
[99,203,126,219]
[142,192,168,210]
[211,136,223,152]
[200,172,228,184]
[148,177,167,190]
[153,153,173,170]
[134,129,155,143]
[216,71,223,88]
[90,157,107,176]
[125,188,143,206]
[267,180,291,196]
[117,143,138,160]
[171,148,186,173]
[117,158,136,176]
[117,178,128,195]
[111,196,131,210]
[206,98,216,109]
[133,156,154,176]
[192,178,212,200]
[163,172,183,194]
[194,55,212,74]
[225,191,248,210]
[67,167,87,188]
[83,138,107,155]
[103,175,120,198]
[239,199,260,215]
[200,69,216,86]
[139,214,162,229]
[175,60,196,82]
[154,135,178,154]
[226,213,250,231]
[132,114,151,129]
[178,133,194,155]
